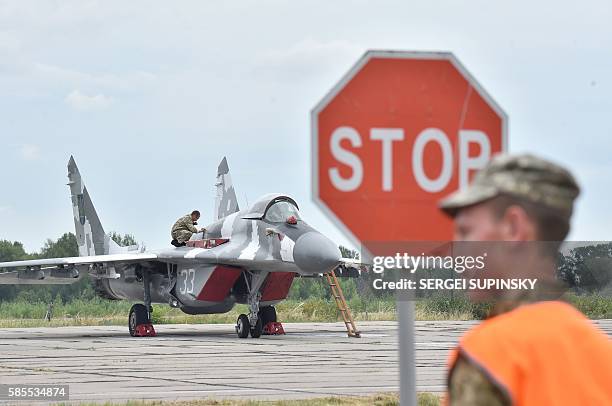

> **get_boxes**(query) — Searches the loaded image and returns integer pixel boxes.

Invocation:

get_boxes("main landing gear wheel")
[236,314,250,338]
[250,318,263,338]
[129,304,149,337]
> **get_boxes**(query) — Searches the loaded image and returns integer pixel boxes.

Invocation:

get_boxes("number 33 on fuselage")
[0,156,363,338]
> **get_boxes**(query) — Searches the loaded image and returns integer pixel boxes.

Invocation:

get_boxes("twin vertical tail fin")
[214,157,240,221]
[67,156,121,256]
[67,156,237,255]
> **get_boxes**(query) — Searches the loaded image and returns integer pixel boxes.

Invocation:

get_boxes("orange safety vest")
[447,301,612,405]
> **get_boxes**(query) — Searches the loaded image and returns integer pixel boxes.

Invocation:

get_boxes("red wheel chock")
[263,322,285,335]
[135,324,157,337]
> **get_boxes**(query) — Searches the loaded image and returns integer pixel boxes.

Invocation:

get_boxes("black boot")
[171,239,181,247]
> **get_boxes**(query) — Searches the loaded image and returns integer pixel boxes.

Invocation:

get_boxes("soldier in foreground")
[439,154,612,405]
[171,210,205,247]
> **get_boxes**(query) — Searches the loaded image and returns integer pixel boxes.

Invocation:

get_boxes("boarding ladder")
[325,270,361,338]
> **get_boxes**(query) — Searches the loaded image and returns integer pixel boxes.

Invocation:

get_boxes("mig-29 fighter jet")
[0,157,362,338]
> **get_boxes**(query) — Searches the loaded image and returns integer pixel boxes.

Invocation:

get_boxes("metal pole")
[398,300,417,406]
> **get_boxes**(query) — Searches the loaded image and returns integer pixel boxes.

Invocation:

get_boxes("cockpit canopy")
[242,193,300,222]
[264,200,300,223]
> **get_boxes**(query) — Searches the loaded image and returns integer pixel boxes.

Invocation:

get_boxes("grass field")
[60,393,441,406]
[0,297,470,328]
[0,293,609,328]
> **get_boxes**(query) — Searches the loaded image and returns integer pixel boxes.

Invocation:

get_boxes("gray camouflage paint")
[68,156,110,256]
[0,156,343,315]
[68,156,139,256]
[214,157,239,221]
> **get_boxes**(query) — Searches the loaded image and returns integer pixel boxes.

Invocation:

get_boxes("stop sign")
[312,51,507,246]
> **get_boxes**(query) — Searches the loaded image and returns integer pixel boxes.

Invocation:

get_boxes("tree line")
[1,234,611,304]
[0,233,135,303]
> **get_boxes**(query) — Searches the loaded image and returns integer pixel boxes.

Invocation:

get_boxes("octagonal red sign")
[312,50,507,247]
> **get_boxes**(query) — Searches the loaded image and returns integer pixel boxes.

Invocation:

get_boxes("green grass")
[57,393,442,406]
[566,293,612,319]
[0,297,465,328]
[0,294,609,328]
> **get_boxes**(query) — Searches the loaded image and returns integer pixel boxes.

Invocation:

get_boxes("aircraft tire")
[259,306,277,325]
[236,314,250,338]
[129,304,149,337]
[250,317,263,338]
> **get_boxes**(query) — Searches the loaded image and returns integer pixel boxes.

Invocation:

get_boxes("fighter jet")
[0,157,362,338]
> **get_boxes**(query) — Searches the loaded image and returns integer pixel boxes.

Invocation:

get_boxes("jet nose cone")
[293,232,341,273]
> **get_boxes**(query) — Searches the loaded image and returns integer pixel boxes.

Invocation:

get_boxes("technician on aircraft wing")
[171,210,205,247]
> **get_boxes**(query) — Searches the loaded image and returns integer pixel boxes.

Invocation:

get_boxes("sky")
[1,0,611,253]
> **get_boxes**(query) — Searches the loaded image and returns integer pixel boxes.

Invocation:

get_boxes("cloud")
[20,144,40,161]
[64,89,113,111]
[254,38,363,81]
[35,63,156,91]
[262,38,361,65]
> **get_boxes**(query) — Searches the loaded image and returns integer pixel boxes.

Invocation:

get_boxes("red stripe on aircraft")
[261,273,296,301]
[196,266,242,301]
[186,239,229,249]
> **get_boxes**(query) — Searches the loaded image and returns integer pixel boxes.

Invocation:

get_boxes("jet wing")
[0,269,84,285]
[335,257,371,278]
[0,253,158,270]
[339,257,369,268]
[0,253,160,285]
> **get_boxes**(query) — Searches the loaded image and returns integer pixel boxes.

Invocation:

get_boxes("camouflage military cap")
[439,153,580,217]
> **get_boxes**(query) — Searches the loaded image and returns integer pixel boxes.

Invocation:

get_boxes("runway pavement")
[1,320,611,403]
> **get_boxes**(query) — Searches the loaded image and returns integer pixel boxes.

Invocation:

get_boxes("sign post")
[312,50,507,405]
[398,300,417,405]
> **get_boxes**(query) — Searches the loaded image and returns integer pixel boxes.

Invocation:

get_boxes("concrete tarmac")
[1,320,611,403]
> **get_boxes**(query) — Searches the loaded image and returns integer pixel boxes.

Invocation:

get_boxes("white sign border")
[311,49,509,250]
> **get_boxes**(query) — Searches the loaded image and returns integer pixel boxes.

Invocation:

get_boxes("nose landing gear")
[250,317,263,338]
[235,309,273,338]
[235,271,282,338]
[236,314,250,338]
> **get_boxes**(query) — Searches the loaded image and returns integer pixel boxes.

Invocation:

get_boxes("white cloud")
[34,63,156,91]
[0,33,21,53]
[20,144,40,161]
[262,38,361,65]
[0,0,610,249]
[255,38,363,81]
[64,89,113,111]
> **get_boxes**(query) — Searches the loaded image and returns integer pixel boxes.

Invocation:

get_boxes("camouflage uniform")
[440,153,579,217]
[449,356,509,406]
[171,214,199,244]
[439,154,581,406]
